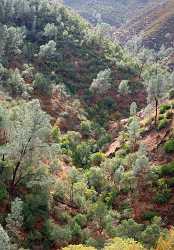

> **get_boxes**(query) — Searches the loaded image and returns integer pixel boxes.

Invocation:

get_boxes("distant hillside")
[115,0,174,49]
[63,0,165,27]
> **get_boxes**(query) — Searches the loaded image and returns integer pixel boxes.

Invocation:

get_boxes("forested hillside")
[63,0,166,27]
[0,0,174,250]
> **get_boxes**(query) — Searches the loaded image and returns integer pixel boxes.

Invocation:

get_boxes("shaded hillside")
[116,0,174,50]
[0,0,147,128]
[63,0,165,27]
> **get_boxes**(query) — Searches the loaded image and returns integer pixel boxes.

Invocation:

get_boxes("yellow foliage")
[62,245,96,250]
[156,228,174,250]
[104,237,146,250]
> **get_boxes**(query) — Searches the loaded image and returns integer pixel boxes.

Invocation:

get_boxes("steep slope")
[63,0,165,27]
[116,0,174,49]
[0,0,147,130]
[106,100,174,224]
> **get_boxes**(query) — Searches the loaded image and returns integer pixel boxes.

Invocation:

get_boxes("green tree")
[128,117,140,151]
[147,74,166,126]
[38,40,56,59]
[0,100,51,193]
[44,23,58,40]
[6,68,25,96]
[90,69,111,95]
[33,72,52,96]
[118,80,129,95]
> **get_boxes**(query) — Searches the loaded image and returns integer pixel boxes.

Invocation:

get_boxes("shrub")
[104,237,145,250]
[158,114,165,120]
[90,152,105,166]
[73,214,87,228]
[70,222,82,240]
[0,186,8,201]
[43,220,72,244]
[54,210,72,225]
[157,118,169,130]
[169,88,174,99]
[143,211,158,221]
[154,191,172,204]
[80,120,92,137]
[159,104,171,114]
[164,139,174,153]
[160,162,174,176]
[33,73,52,96]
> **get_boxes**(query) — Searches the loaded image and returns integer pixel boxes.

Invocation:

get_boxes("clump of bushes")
[90,152,105,166]
[154,190,171,204]
[73,214,87,228]
[164,139,174,153]
[143,211,159,221]
[160,162,174,176]
[159,104,171,114]
[158,114,165,120]
[157,118,169,130]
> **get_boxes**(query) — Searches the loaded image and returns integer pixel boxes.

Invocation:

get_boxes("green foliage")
[160,162,174,176]
[73,141,94,168]
[6,69,26,97]
[164,139,174,153]
[90,152,105,166]
[23,192,49,230]
[118,80,129,95]
[113,218,162,248]
[80,120,92,137]
[154,191,172,204]
[54,209,72,225]
[158,114,165,120]
[90,69,112,95]
[114,219,144,241]
[43,219,72,245]
[159,104,171,114]
[143,211,159,221]
[33,73,52,96]
[38,40,57,59]
[157,118,169,130]
[87,167,105,192]
[0,185,8,201]
[73,214,87,228]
